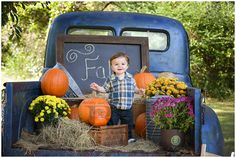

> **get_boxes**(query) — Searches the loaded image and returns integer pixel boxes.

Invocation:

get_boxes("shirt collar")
[110,72,133,81]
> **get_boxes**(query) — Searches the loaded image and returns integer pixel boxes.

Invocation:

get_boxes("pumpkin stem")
[92,91,97,97]
[140,66,147,73]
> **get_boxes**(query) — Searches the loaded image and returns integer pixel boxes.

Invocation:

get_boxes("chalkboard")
[56,35,149,94]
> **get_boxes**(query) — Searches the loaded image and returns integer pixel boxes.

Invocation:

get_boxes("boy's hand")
[139,88,145,95]
[90,82,99,91]
[90,82,106,93]
[135,88,145,95]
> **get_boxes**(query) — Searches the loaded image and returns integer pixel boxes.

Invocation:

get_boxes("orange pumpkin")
[135,112,146,138]
[69,107,80,120]
[79,97,111,127]
[41,68,69,97]
[134,66,156,89]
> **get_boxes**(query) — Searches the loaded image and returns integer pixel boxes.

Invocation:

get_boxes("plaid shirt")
[103,72,136,110]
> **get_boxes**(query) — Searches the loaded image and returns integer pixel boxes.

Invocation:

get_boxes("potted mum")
[28,95,71,130]
[145,76,189,144]
[150,96,194,151]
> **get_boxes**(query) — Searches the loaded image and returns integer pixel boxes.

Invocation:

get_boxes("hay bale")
[36,118,96,150]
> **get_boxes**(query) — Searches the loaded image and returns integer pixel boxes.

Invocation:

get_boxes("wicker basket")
[89,124,128,146]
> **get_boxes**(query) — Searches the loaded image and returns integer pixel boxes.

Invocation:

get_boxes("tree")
[1,2,50,40]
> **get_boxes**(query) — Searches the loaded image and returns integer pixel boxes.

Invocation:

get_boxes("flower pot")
[160,129,185,151]
[145,95,169,144]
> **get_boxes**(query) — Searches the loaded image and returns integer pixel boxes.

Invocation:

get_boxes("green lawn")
[206,97,234,156]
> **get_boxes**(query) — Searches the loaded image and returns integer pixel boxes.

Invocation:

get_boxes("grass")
[206,97,234,156]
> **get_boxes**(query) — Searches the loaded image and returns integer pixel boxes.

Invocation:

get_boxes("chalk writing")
[66,49,79,63]
[65,44,111,81]
[66,44,95,63]
[82,56,101,81]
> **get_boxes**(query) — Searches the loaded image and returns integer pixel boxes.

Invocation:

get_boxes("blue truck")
[2,11,224,156]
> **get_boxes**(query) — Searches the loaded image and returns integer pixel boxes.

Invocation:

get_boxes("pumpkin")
[135,112,146,138]
[134,66,156,89]
[41,68,69,97]
[68,107,80,120]
[79,93,111,126]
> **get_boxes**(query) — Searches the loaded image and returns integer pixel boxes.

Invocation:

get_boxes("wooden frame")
[56,34,149,69]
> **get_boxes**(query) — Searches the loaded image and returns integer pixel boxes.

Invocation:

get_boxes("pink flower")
[165,113,173,118]
[188,111,194,118]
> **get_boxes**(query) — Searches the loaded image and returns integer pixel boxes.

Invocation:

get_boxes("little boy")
[90,52,144,143]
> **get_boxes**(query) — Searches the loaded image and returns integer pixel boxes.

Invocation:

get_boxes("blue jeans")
[108,106,133,139]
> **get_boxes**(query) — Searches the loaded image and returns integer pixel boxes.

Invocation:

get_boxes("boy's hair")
[110,52,130,65]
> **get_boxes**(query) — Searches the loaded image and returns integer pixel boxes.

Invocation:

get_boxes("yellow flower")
[40,112,44,117]
[40,118,45,122]
[151,90,156,95]
[155,83,161,87]
[167,90,172,95]
[161,86,166,91]
[54,112,59,118]
[180,90,186,94]
[63,111,67,116]
[35,117,39,122]
[176,82,187,89]
[29,95,70,123]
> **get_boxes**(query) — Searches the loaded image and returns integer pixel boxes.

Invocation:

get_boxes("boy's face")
[111,57,129,76]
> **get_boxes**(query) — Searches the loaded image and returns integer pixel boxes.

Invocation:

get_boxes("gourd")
[135,112,146,138]
[134,66,156,89]
[41,68,69,97]
[79,92,111,127]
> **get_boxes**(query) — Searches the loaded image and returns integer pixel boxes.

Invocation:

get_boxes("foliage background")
[1,1,234,99]
[1,1,235,156]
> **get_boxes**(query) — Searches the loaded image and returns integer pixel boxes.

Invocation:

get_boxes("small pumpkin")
[41,68,69,97]
[79,92,111,126]
[135,112,146,138]
[68,106,80,120]
[134,66,156,89]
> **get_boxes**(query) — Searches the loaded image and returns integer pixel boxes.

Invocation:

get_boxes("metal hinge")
[201,89,207,104]
[1,88,7,106]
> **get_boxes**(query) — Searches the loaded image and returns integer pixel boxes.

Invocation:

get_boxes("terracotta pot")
[160,129,185,151]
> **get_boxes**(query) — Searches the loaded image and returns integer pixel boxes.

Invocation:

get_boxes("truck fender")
[201,104,224,155]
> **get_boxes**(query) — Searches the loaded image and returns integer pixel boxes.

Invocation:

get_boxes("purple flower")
[165,113,173,118]
[149,95,194,132]
[188,111,194,118]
